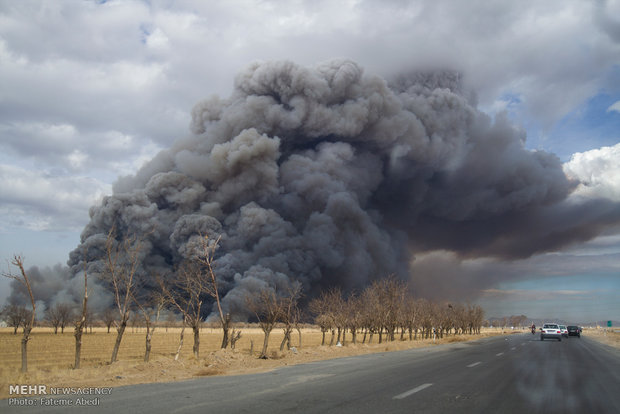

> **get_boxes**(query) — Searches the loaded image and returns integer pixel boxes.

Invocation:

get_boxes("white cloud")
[564,142,620,201]
[0,164,111,231]
[607,101,620,114]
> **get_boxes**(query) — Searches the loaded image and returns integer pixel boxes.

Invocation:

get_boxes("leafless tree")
[229,327,242,350]
[509,314,528,330]
[293,306,304,349]
[279,284,302,351]
[470,305,485,334]
[309,288,344,346]
[101,228,144,364]
[1,304,29,335]
[194,235,231,349]
[3,255,36,372]
[101,308,116,333]
[372,276,407,342]
[47,303,73,334]
[327,288,346,345]
[73,262,88,369]
[132,289,166,362]
[245,288,282,359]
[345,293,362,344]
[359,284,381,343]
[308,294,332,346]
[46,306,61,334]
[161,263,205,359]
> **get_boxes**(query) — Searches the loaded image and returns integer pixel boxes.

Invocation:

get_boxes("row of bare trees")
[309,276,485,346]
[1,231,484,372]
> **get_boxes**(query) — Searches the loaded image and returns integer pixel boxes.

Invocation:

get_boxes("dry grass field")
[1,326,511,399]
[583,327,620,349]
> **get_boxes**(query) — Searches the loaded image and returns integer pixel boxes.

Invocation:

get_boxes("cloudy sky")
[1,0,619,323]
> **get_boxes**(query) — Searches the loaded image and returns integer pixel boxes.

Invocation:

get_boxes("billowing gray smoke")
[55,59,618,317]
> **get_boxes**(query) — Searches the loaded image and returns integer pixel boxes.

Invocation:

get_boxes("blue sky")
[1,0,619,323]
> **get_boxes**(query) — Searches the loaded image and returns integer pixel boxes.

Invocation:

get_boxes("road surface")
[5,333,620,413]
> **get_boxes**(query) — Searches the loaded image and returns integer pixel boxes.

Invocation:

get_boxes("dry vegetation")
[0,326,509,399]
[584,327,620,349]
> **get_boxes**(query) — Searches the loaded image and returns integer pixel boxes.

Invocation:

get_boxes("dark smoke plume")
[47,59,618,317]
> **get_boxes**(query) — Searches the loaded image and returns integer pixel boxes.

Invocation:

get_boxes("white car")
[559,325,568,337]
[541,323,562,341]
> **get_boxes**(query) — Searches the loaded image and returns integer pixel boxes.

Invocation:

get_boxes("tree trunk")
[175,324,185,361]
[280,327,292,351]
[297,327,302,348]
[220,313,231,349]
[260,328,271,358]
[192,324,200,359]
[110,319,127,363]
[21,328,31,373]
[144,326,153,362]
[321,329,326,346]
[74,322,84,370]
[54,326,58,334]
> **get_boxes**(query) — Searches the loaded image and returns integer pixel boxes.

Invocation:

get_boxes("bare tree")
[1,304,29,335]
[279,284,302,351]
[161,263,206,359]
[229,326,242,350]
[3,255,36,373]
[246,288,282,359]
[372,276,407,342]
[308,294,332,345]
[47,303,73,334]
[308,288,342,346]
[133,290,166,362]
[46,305,61,334]
[194,235,231,349]
[345,293,362,345]
[359,286,380,344]
[73,262,88,369]
[101,308,116,333]
[101,228,144,364]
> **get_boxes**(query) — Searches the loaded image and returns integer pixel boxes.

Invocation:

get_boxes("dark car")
[567,326,581,337]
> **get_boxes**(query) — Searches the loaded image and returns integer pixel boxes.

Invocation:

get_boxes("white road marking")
[467,362,481,368]
[393,383,433,400]
[521,343,526,346]
[496,352,504,356]
[511,347,517,350]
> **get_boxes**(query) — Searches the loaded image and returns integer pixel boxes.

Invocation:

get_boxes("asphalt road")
[5,333,620,414]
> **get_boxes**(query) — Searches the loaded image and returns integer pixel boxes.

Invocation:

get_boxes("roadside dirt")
[584,327,620,349]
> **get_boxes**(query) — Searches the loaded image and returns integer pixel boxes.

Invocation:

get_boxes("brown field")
[0,326,510,399]
[583,327,620,349]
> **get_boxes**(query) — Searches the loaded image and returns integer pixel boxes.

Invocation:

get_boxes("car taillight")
[557,331,561,333]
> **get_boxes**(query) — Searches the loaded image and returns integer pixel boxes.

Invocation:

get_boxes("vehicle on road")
[559,325,568,337]
[541,323,562,341]
[567,325,581,337]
